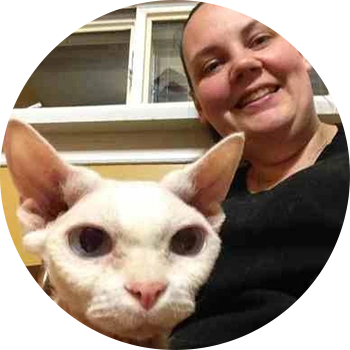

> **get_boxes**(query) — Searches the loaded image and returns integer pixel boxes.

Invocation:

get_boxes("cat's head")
[3,119,244,341]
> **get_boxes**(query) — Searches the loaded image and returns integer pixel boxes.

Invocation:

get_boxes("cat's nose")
[125,282,168,310]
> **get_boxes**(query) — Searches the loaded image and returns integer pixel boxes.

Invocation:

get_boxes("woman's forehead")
[191,0,344,25]
[183,5,266,63]
[187,4,256,33]
[183,5,268,48]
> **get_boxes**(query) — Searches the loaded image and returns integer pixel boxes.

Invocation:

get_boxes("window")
[16,8,136,108]
[14,1,335,110]
[134,2,195,104]
[148,20,189,103]
[280,24,344,96]
[27,30,131,107]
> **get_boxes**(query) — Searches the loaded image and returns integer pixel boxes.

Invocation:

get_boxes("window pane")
[280,24,344,95]
[149,21,190,103]
[310,53,344,95]
[23,30,130,107]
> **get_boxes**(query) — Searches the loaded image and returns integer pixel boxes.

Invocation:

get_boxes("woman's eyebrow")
[241,19,261,38]
[190,45,219,66]
[189,20,264,67]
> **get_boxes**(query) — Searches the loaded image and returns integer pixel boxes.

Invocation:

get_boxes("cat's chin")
[116,324,167,341]
[86,304,194,341]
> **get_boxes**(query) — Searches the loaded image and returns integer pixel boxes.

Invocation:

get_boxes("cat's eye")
[170,227,206,256]
[68,226,112,258]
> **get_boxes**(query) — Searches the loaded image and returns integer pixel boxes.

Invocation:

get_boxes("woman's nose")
[229,55,263,85]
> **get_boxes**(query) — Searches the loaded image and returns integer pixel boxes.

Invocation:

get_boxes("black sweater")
[171,125,349,349]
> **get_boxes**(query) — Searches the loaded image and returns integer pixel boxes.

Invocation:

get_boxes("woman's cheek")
[198,77,229,108]
[266,40,305,74]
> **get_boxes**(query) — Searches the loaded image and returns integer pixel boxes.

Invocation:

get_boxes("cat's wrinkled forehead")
[62,179,206,241]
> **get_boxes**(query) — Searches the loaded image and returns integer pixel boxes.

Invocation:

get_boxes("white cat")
[3,119,244,348]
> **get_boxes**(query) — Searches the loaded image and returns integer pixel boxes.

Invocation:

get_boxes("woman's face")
[182,4,315,139]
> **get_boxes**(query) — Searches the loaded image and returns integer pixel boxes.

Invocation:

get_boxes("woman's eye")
[203,60,222,75]
[68,227,112,257]
[170,227,206,256]
[251,34,271,48]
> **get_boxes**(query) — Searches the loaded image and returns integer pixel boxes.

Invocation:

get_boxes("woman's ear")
[304,59,312,73]
[298,49,312,73]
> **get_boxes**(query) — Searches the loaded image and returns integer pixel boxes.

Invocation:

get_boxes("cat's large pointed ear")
[161,132,244,231]
[4,119,101,253]
[3,119,74,227]
[4,119,70,221]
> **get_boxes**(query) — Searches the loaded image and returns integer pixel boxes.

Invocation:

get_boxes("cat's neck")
[37,301,167,350]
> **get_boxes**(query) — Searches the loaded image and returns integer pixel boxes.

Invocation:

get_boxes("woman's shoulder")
[334,119,350,145]
[336,119,350,132]
[227,123,349,198]
[228,148,349,203]
[319,123,349,161]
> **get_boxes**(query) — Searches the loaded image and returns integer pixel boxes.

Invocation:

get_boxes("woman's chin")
[237,113,294,137]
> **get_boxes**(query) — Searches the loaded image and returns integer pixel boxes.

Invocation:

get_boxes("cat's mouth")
[91,316,168,341]
[87,302,194,339]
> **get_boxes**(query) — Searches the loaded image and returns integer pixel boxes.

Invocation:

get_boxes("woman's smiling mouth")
[236,86,280,109]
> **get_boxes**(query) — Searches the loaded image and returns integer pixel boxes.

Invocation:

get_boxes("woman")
[170,3,349,348]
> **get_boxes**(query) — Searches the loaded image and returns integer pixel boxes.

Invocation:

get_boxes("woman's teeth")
[238,86,278,108]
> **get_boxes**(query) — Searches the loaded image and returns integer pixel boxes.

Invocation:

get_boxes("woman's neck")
[247,122,338,193]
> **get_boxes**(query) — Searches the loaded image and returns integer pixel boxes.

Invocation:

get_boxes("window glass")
[23,30,131,107]
[149,20,190,103]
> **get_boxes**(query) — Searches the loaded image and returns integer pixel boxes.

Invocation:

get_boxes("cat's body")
[3,119,244,348]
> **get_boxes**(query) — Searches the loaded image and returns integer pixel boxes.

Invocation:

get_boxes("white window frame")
[74,18,135,104]
[132,3,194,103]
[4,1,339,166]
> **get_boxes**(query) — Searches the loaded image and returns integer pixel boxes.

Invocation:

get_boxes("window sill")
[2,98,340,166]
[3,102,213,166]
